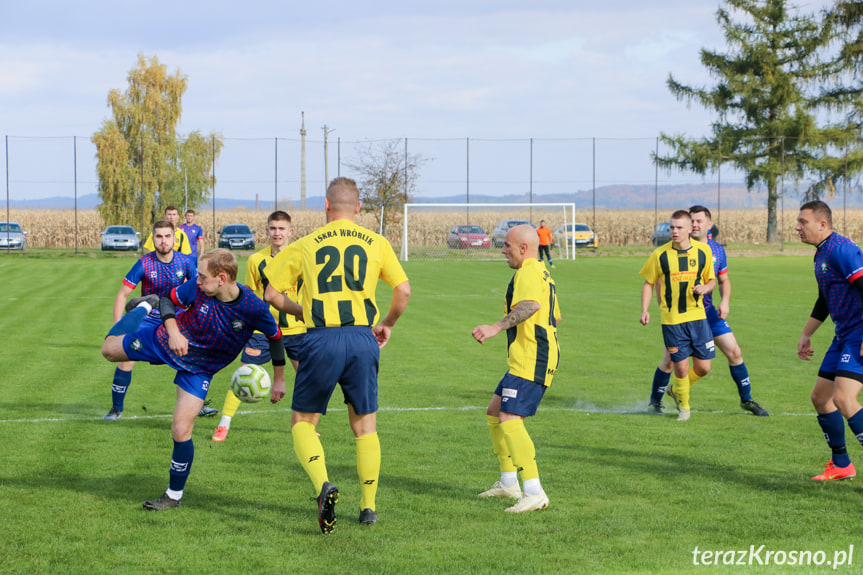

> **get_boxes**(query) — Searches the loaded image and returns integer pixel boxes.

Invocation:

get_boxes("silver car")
[491,219,532,247]
[101,225,141,251]
[0,222,27,250]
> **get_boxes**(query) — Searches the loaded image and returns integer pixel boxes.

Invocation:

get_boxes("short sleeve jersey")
[267,219,408,328]
[122,251,196,321]
[246,245,305,336]
[179,224,203,258]
[154,280,280,376]
[143,228,192,255]
[703,238,728,311]
[536,227,553,247]
[505,258,561,387]
[639,239,715,325]
[814,232,863,340]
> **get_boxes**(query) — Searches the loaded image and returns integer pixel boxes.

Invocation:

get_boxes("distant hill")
[2,183,860,210]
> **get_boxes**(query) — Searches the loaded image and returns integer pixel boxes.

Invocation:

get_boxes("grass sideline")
[0,252,858,574]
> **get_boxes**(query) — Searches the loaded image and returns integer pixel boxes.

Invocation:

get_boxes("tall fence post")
[74,136,78,254]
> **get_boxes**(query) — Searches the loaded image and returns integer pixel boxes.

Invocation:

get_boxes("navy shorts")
[820,335,863,382]
[494,372,547,417]
[661,319,716,363]
[705,305,733,338]
[292,326,379,415]
[121,326,213,400]
[241,332,306,364]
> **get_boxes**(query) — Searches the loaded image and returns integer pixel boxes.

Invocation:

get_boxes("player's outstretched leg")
[124,294,160,313]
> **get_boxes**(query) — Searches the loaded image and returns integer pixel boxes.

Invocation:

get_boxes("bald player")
[473,224,561,513]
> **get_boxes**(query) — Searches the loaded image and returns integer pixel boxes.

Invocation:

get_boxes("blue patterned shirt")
[122,251,196,320]
[154,280,281,376]
[814,232,863,340]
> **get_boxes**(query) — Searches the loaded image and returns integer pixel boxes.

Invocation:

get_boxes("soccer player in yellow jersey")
[473,224,561,513]
[143,206,192,256]
[264,177,410,533]
[211,210,305,442]
[640,210,716,421]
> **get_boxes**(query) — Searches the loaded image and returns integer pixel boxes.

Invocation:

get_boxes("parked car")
[101,225,140,251]
[447,224,490,249]
[218,224,255,250]
[554,223,598,249]
[651,222,672,246]
[491,219,532,247]
[0,222,27,250]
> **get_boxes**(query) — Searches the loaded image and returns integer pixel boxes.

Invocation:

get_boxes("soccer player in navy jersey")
[101,248,286,509]
[104,221,197,421]
[797,200,863,481]
[648,206,768,416]
[179,209,204,261]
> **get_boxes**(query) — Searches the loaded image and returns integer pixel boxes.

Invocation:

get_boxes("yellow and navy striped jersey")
[505,258,561,387]
[639,239,715,325]
[246,245,305,336]
[143,228,192,255]
[267,219,408,328]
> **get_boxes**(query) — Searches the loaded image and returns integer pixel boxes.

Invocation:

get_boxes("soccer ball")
[230,364,272,403]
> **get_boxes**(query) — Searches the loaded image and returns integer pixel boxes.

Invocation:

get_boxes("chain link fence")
[3,135,863,253]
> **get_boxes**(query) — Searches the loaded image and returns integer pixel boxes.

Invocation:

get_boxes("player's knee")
[171,421,194,442]
[811,389,833,410]
[725,347,743,365]
[101,338,121,362]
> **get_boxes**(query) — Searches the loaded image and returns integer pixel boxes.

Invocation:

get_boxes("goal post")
[401,202,576,261]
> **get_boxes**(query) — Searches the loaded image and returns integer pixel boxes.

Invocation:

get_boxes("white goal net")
[400,202,576,261]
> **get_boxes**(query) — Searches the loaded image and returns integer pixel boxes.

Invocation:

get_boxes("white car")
[0,222,27,250]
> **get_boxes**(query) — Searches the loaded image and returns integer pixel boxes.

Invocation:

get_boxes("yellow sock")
[673,374,691,411]
[292,421,328,493]
[487,415,517,472]
[500,419,539,482]
[689,371,703,387]
[221,388,242,418]
[356,432,380,511]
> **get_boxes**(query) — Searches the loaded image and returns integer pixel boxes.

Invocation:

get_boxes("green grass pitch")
[0,251,859,574]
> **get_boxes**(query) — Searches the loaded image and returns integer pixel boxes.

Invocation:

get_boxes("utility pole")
[300,112,307,210]
[323,124,335,192]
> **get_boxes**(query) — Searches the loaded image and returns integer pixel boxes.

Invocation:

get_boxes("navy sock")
[650,368,671,405]
[817,410,851,468]
[168,439,195,492]
[847,409,863,448]
[107,307,148,337]
[729,362,752,402]
[111,367,132,411]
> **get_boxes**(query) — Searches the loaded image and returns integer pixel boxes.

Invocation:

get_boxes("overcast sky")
[0,0,837,200]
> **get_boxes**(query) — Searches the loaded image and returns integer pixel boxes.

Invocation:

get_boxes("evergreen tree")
[656,0,842,242]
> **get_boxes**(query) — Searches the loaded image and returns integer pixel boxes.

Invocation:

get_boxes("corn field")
[5,207,863,250]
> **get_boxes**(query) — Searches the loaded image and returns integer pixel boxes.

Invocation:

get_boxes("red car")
[447,225,490,249]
